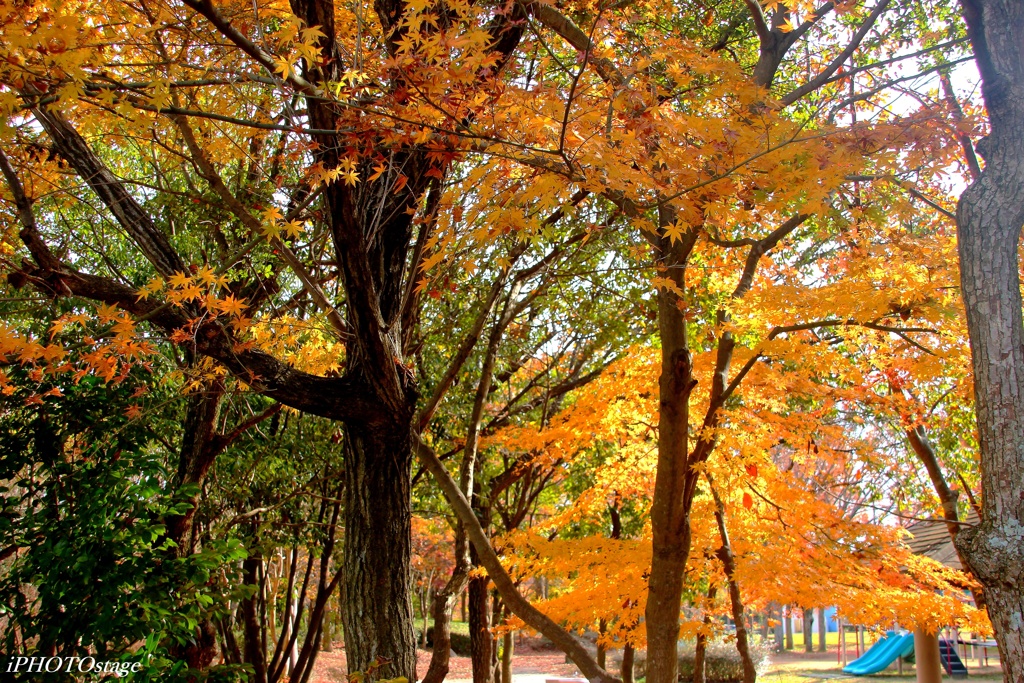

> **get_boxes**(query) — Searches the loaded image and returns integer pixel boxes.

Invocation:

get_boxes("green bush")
[424,627,474,656]
[0,370,248,682]
[632,640,773,683]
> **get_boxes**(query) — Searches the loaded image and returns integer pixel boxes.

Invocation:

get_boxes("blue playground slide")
[842,632,916,676]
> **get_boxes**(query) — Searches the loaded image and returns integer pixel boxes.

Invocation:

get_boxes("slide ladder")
[939,639,969,679]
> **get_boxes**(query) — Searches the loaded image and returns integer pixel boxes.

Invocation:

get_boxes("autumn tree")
[413,227,646,683]
[953,1,1024,680]
[0,1,986,681]
[0,0,533,676]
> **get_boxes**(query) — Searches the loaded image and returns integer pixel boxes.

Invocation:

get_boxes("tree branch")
[32,106,187,277]
[172,115,350,337]
[779,0,891,107]
[524,1,627,87]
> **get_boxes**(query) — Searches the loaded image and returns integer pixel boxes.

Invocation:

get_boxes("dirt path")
[310,636,584,683]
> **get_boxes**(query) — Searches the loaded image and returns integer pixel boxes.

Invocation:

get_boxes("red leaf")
[743,492,754,509]
[745,463,758,478]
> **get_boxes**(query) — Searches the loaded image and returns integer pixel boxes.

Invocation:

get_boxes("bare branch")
[780,0,892,107]
[32,106,187,277]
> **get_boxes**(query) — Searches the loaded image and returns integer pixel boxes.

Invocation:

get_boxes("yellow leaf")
[274,58,293,80]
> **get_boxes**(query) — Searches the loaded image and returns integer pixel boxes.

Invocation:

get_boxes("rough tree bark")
[469,548,494,683]
[341,428,417,678]
[954,3,1024,682]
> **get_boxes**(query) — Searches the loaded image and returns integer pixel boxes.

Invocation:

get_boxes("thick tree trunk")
[341,427,417,681]
[954,3,1024,682]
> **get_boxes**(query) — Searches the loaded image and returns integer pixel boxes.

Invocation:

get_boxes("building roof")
[904,508,979,570]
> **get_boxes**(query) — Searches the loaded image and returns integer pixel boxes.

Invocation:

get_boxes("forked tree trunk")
[954,3,1024,682]
[341,427,417,681]
[422,528,471,683]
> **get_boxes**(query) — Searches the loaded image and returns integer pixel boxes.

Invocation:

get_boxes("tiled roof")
[904,509,980,570]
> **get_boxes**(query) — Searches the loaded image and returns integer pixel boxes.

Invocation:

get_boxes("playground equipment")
[939,638,969,678]
[841,632,915,676]
[841,632,969,678]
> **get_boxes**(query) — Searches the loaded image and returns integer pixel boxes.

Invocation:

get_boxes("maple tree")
[0,0,1003,680]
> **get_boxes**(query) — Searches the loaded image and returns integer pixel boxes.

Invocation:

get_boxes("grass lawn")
[787,632,882,648]
[763,675,1004,683]
[764,649,1004,683]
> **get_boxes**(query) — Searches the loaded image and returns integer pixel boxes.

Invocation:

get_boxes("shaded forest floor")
[311,634,582,683]
[309,640,1006,683]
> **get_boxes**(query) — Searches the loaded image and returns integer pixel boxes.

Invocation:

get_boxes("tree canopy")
[0,0,1015,682]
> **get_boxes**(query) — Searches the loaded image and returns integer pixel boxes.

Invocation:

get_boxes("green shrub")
[632,640,773,683]
[424,627,474,656]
